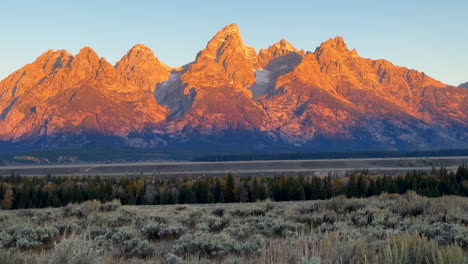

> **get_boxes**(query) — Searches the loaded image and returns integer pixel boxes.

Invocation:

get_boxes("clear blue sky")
[1,0,466,86]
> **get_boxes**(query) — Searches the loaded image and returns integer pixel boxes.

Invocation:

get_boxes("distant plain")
[1,156,467,177]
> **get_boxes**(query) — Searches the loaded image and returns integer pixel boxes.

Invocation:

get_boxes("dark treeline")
[0,165,467,210]
[192,149,468,161]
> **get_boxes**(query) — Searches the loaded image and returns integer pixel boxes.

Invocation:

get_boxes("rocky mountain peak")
[184,24,258,90]
[459,82,468,88]
[218,23,240,35]
[120,44,165,65]
[33,49,73,74]
[74,47,100,62]
[319,36,349,52]
[258,39,298,67]
[129,43,153,52]
[115,44,171,91]
[70,47,101,77]
[198,23,246,61]
[313,36,362,77]
[117,44,168,69]
[276,39,296,51]
[210,23,240,42]
[314,36,360,62]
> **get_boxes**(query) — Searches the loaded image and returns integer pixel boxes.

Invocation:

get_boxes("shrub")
[180,211,203,228]
[397,200,427,217]
[224,223,255,240]
[229,208,265,217]
[135,214,167,229]
[56,219,87,234]
[247,215,300,237]
[173,231,260,258]
[299,257,321,264]
[342,199,367,213]
[30,211,61,225]
[165,253,187,264]
[0,225,59,249]
[173,231,237,257]
[207,216,230,232]
[325,195,346,212]
[94,227,155,258]
[99,199,121,212]
[408,222,457,245]
[120,238,155,258]
[212,208,224,217]
[454,228,468,248]
[175,205,187,211]
[141,222,186,240]
[49,236,100,264]
[0,215,8,222]
[349,208,376,227]
[263,199,275,212]
[64,200,101,218]
[158,224,187,240]
[223,257,244,264]
[90,213,132,228]
[322,210,338,224]
[141,223,162,240]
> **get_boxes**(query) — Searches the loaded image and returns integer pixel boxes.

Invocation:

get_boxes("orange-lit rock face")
[0,24,467,150]
[115,44,171,92]
[0,46,169,141]
[182,24,258,93]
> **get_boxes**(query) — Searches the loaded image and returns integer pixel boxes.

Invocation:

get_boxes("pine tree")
[239,181,251,202]
[189,191,197,204]
[347,174,358,198]
[207,191,215,203]
[324,176,333,199]
[310,177,323,199]
[224,173,237,203]
[356,175,370,197]
[213,177,222,203]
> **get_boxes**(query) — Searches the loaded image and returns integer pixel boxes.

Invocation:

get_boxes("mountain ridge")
[0,23,467,152]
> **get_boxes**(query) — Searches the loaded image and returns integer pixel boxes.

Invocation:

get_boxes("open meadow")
[0,193,467,264]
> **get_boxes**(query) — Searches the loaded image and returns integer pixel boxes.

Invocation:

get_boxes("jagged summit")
[459,82,468,88]
[117,43,169,69]
[73,46,100,61]
[258,38,299,68]
[129,43,153,52]
[197,23,254,62]
[217,23,240,35]
[184,24,259,90]
[314,36,362,66]
[275,39,297,51]
[319,36,349,52]
[0,24,466,151]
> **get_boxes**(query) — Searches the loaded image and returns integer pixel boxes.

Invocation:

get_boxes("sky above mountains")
[0,0,466,86]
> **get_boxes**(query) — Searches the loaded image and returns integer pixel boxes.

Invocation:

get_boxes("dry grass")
[0,193,466,263]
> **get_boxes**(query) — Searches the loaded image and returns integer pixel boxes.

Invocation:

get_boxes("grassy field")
[0,193,466,263]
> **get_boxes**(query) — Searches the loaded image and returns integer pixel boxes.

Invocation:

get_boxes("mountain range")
[0,24,467,153]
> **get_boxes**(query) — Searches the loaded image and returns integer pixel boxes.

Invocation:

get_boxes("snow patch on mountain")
[248,69,274,98]
[154,72,195,118]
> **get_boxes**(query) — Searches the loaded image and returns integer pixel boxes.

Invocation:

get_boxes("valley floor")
[0,193,467,264]
[1,156,468,177]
